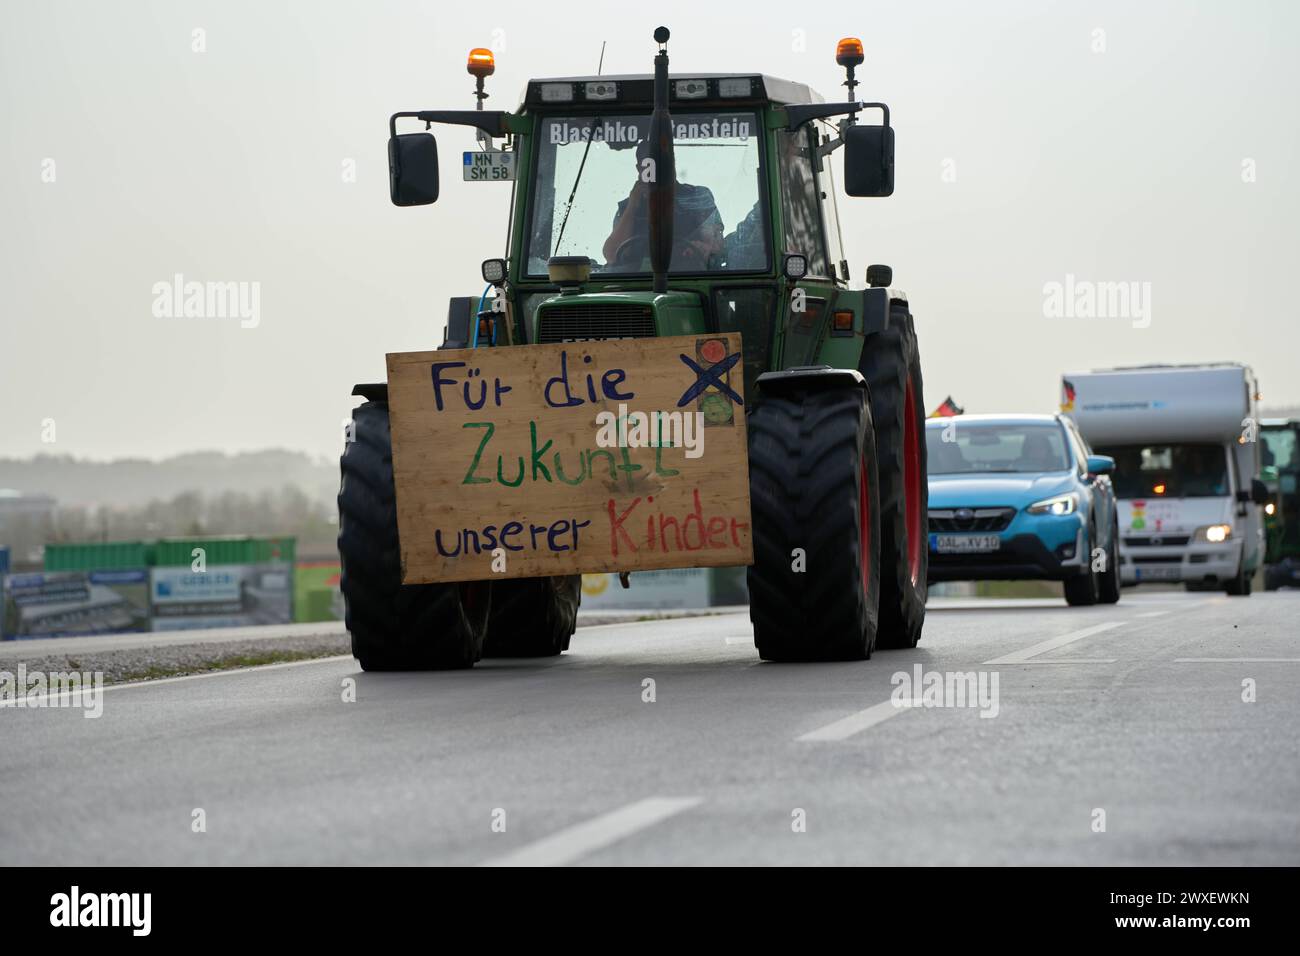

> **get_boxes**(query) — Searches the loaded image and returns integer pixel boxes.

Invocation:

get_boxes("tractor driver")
[602,139,724,271]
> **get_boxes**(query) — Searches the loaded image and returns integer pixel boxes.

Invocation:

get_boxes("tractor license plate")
[463,151,516,181]
[933,534,1000,554]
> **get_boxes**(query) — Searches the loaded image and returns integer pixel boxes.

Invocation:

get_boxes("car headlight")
[1198,524,1232,543]
[1026,492,1078,516]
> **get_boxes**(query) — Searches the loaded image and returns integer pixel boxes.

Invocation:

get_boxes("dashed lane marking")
[480,797,702,867]
[984,621,1127,665]
[796,699,908,742]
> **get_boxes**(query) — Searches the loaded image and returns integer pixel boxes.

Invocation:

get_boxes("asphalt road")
[3,590,1298,865]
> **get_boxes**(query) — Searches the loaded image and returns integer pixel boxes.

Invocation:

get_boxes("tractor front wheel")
[747,385,881,661]
[337,401,490,670]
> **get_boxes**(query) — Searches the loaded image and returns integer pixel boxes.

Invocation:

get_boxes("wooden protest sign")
[386,333,752,584]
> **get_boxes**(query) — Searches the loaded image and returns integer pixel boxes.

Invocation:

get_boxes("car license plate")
[463,151,515,181]
[1136,566,1181,581]
[932,534,1001,554]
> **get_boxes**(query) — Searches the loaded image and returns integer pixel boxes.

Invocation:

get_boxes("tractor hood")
[531,290,705,344]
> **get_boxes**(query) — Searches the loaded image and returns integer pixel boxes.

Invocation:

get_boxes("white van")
[1061,364,1269,595]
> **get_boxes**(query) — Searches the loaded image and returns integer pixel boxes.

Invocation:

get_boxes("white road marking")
[984,621,1127,665]
[1174,658,1300,664]
[480,797,702,867]
[1018,658,1117,664]
[1,655,354,706]
[1136,611,1169,618]
[797,699,909,742]
[724,636,751,645]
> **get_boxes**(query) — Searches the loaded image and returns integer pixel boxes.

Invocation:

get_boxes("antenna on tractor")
[597,40,607,76]
[648,26,676,294]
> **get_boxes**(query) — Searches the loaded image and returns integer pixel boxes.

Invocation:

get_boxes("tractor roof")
[519,74,824,110]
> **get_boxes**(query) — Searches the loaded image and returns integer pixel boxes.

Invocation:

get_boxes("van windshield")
[1095,443,1229,498]
[525,111,767,277]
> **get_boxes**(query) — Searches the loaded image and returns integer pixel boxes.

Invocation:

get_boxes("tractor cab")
[387,30,895,403]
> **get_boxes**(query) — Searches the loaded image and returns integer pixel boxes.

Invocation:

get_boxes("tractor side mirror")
[1251,477,1270,505]
[843,124,894,197]
[388,133,439,206]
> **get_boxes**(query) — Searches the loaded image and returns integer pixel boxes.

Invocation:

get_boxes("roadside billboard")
[149,563,293,631]
[2,569,150,639]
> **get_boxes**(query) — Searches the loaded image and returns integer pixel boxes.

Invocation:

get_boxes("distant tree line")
[3,485,338,569]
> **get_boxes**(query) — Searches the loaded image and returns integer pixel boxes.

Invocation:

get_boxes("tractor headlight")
[1027,493,1078,516]
[1198,524,1232,543]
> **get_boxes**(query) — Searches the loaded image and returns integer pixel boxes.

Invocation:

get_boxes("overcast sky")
[2,0,1297,463]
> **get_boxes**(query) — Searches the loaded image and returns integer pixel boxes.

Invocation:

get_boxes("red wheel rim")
[903,375,923,585]
[859,452,871,594]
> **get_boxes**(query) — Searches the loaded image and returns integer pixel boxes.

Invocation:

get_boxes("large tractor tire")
[747,383,882,661]
[337,401,490,670]
[483,575,581,657]
[859,300,928,648]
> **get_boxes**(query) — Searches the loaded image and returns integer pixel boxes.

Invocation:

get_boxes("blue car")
[926,414,1121,606]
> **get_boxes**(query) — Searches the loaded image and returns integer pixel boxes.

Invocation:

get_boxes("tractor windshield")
[525,111,767,277]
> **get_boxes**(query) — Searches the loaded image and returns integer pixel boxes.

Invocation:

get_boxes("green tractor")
[1261,418,1300,590]
[338,27,928,668]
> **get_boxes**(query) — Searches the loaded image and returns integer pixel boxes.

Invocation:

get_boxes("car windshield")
[926,422,1071,474]
[526,111,767,277]
[1095,443,1229,498]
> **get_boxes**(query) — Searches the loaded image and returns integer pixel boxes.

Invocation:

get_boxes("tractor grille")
[929,507,1016,533]
[1124,534,1190,547]
[536,303,656,343]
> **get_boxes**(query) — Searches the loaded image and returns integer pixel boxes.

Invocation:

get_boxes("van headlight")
[1027,493,1078,516]
[1198,524,1232,543]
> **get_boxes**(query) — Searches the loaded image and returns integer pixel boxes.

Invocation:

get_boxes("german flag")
[929,396,963,418]
[1060,379,1076,413]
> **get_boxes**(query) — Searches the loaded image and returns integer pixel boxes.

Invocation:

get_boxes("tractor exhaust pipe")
[648,26,675,294]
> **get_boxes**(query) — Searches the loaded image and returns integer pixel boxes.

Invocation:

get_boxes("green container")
[153,536,296,567]
[44,540,153,572]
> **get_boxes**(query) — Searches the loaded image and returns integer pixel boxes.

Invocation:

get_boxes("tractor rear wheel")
[337,401,490,670]
[483,575,582,657]
[747,385,881,661]
[860,301,928,648]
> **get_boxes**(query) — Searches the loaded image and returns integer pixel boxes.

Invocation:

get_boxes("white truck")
[1061,364,1269,595]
